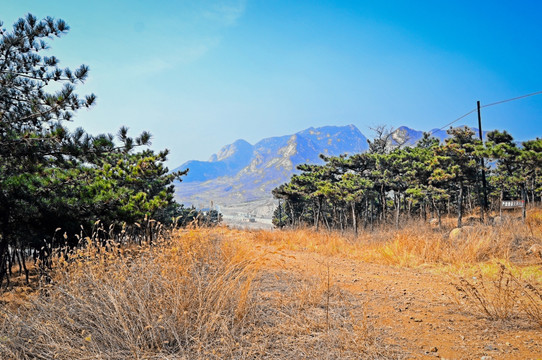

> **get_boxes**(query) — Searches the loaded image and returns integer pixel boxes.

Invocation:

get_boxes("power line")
[430,90,542,135]
[430,109,477,134]
[481,89,542,108]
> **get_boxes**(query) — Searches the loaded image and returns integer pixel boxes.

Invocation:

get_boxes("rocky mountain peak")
[209,139,253,162]
[174,124,484,213]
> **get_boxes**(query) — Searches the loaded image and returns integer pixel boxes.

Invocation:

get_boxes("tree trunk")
[8,248,16,277]
[18,249,30,284]
[522,185,527,221]
[370,199,374,231]
[477,184,485,224]
[315,198,322,231]
[500,189,503,218]
[314,200,319,231]
[16,248,23,276]
[323,204,331,231]
[458,181,464,228]
[364,196,368,229]
[0,211,11,289]
[352,201,358,237]
[332,204,337,230]
[467,186,472,214]
[380,185,386,223]
[395,193,400,229]
[531,179,535,204]
[288,201,295,227]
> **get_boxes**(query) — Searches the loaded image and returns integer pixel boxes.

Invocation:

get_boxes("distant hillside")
[174,124,486,214]
[175,139,254,183]
[174,125,368,208]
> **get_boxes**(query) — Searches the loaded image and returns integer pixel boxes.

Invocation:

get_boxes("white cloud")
[125,38,219,77]
[203,0,247,26]
[124,0,247,77]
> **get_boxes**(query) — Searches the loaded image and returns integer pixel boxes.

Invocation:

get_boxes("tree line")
[0,14,216,287]
[272,126,542,233]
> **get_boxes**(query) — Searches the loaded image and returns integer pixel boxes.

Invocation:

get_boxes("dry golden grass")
[0,227,395,359]
[2,212,542,358]
[526,208,542,237]
[246,214,542,326]
[0,228,260,359]
[453,263,542,325]
[245,266,393,359]
[247,214,542,271]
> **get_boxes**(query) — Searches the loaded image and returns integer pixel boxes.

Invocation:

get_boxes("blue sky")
[3,1,542,167]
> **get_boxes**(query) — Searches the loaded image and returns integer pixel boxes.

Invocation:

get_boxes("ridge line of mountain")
[173,124,486,211]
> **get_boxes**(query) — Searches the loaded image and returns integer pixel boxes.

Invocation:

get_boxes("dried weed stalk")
[0,228,395,359]
[248,216,540,268]
[454,263,542,326]
[0,229,260,359]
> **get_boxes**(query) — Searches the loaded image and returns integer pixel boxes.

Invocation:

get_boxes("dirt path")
[261,247,542,359]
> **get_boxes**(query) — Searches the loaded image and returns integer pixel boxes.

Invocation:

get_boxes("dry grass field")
[1,211,542,359]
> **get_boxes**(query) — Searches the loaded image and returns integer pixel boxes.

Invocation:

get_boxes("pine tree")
[430,127,481,227]
[0,15,188,286]
[0,14,98,284]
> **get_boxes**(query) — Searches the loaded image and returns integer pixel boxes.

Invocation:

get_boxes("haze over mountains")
[173,124,479,217]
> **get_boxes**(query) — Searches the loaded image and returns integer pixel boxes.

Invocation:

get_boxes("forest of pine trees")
[273,127,542,232]
[0,14,224,287]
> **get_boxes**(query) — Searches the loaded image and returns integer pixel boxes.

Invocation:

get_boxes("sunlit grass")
[2,213,541,358]
[0,228,261,359]
[247,216,542,326]
[0,227,392,359]
[245,213,542,281]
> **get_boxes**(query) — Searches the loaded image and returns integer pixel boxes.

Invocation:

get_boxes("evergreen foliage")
[273,127,542,232]
[0,14,204,287]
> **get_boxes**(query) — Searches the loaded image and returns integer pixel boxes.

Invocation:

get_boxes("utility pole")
[477,101,489,221]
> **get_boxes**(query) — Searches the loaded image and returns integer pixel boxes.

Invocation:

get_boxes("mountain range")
[173,124,484,215]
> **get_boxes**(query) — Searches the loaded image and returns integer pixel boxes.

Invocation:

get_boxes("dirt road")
[260,247,542,359]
